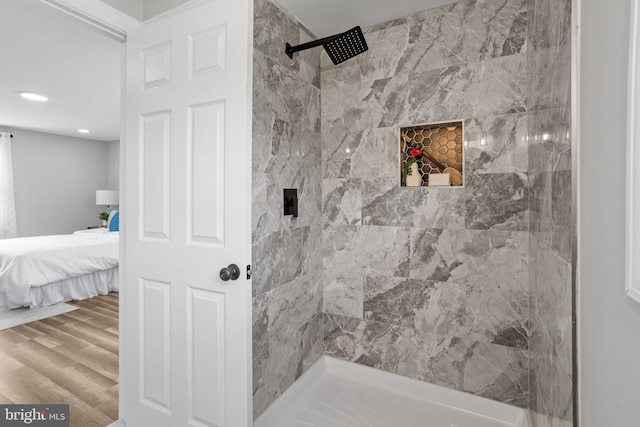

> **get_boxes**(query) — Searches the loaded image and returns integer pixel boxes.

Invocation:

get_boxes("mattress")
[0,230,119,307]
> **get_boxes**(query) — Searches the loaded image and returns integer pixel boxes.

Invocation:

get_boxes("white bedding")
[0,230,118,307]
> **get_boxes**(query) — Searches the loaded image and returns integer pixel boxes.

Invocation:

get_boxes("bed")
[0,228,119,308]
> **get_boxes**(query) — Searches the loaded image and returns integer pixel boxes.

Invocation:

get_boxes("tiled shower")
[252,0,573,425]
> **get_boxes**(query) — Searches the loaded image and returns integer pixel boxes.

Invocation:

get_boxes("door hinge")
[246,265,252,280]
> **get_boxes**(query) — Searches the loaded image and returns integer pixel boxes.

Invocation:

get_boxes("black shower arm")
[285,33,341,59]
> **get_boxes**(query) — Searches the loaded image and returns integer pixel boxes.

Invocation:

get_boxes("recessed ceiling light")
[20,92,48,102]
[78,129,90,134]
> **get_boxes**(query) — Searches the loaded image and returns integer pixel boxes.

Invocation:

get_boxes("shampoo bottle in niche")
[406,163,422,187]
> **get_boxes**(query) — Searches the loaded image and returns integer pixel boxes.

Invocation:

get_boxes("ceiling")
[0,0,121,142]
[0,0,456,142]
[274,0,458,37]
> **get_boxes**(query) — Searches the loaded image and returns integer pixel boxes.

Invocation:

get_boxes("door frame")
[37,2,254,425]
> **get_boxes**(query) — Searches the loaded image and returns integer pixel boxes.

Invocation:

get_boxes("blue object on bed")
[109,211,119,232]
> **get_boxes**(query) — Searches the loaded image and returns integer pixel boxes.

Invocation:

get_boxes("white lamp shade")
[96,190,119,206]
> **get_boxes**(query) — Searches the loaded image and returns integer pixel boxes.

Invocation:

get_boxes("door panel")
[123,1,252,425]
[188,288,225,426]
[140,111,171,240]
[187,100,225,246]
[141,279,172,412]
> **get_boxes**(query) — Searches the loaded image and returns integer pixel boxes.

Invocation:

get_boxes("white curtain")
[0,132,17,239]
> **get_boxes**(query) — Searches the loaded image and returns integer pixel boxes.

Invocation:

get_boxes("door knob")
[219,264,240,281]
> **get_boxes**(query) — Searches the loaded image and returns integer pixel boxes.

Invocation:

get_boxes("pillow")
[108,211,119,232]
[107,209,118,226]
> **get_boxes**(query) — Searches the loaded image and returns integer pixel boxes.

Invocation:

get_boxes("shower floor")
[254,356,531,427]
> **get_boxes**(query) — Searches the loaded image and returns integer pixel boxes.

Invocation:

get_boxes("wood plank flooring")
[0,293,119,427]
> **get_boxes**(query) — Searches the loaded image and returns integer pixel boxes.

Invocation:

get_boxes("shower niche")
[400,121,464,187]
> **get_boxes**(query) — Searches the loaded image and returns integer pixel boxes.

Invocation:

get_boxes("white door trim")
[627,0,640,304]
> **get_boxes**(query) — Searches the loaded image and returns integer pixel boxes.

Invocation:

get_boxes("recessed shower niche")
[400,121,464,187]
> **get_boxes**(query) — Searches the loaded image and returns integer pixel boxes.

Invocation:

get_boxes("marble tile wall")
[252,0,574,418]
[252,0,323,419]
[527,0,573,426]
[321,0,531,408]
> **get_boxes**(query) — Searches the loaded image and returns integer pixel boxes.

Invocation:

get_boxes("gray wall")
[251,0,323,419]
[107,140,120,191]
[579,0,640,425]
[527,0,573,426]
[6,128,109,237]
[321,0,530,407]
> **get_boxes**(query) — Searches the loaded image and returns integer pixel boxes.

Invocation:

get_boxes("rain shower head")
[285,26,368,65]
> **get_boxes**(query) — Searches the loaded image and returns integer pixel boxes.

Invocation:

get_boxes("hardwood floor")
[0,293,119,427]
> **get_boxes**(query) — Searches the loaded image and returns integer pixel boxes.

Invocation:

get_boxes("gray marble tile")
[409,228,468,282]
[321,127,362,179]
[322,53,527,133]
[254,50,321,133]
[254,0,300,72]
[362,178,465,229]
[252,0,323,419]
[254,0,321,88]
[253,273,323,418]
[530,351,573,427]
[395,0,528,76]
[530,237,572,364]
[409,228,529,288]
[324,313,529,407]
[427,338,529,408]
[461,229,529,295]
[251,173,299,239]
[252,173,269,239]
[322,179,362,226]
[321,23,410,86]
[364,276,528,348]
[252,114,300,179]
[296,175,322,229]
[321,0,528,85]
[527,0,574,422]
[321,127,399,180]
[528,108,571,173]
[324,225,411,278]
[529,170,572,237]
[252,228,303,296]
[301,225,322,275]
[528,44,571,112]
[465,172,529,231]
[465,113,528,175]
[302,312,324,371]
[252,293,269,396]
[253,327,303,419]
[267,273,323,334]
[299,128,322,177]
[297,29,321,88]
[323,270,365,319]
[350,127,399,179]
[528,0,571,50]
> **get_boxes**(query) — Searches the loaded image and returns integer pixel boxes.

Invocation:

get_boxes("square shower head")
[323,26,368,65]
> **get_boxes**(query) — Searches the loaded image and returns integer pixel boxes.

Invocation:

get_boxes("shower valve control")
[219,264,240,281]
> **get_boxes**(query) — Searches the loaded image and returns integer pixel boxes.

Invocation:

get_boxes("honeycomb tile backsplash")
[400,121,463,187]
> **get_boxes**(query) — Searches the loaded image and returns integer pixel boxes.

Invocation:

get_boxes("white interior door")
[121,1,252,425]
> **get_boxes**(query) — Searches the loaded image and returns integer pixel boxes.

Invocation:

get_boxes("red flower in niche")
[409,149,423,157]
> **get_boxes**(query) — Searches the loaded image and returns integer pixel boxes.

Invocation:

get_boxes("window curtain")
[0,132,17,239]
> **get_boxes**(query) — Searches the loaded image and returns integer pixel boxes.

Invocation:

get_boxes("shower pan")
[255,356,531,427]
